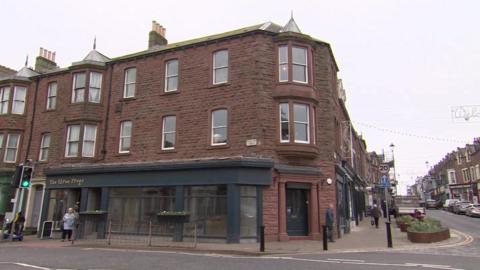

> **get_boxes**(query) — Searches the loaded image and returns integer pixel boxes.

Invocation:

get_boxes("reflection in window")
[240,186,257,238]
[279,103,290,142]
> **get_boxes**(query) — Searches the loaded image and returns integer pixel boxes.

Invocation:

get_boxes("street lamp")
[389,143,396,194]
[424,161,430,213]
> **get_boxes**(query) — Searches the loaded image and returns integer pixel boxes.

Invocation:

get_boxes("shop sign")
[48,178,85,187]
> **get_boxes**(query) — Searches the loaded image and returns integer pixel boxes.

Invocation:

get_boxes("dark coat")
[372,206,382,218]
[326,207,334,226]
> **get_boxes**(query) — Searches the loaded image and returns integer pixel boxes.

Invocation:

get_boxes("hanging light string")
[352,121,471,144]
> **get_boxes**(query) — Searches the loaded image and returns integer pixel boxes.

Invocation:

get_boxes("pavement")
[0,216,471,256]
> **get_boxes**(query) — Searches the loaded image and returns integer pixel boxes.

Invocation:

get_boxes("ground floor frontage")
[449,182,479,203]
[28,158,368,243]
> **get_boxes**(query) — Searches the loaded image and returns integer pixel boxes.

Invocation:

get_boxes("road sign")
[380,175,390,188]
[379,163,390,174]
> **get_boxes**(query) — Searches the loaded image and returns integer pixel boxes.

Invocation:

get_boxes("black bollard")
[386,222,393,248]
[322,225,328,251]
[260,225,265,252]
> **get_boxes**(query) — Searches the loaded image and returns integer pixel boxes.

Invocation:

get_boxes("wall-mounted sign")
[48,178,85,187]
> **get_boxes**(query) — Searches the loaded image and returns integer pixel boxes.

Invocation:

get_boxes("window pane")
[74,73,86,88]
[280,103,289,122]
[166,60,178,76]
[74,89,84,103]
[89,89,100,103]
[279,64,288,81]
[293,65,307,82]
[212,110,227,127]
[0,134,3,150]
[294,104,308,122]
[280,103,290,142]
[214,50,228,67]
[166,77,178,91]
[69,125,81,141]
[125,84,135,98]
[164,116,176,132]
[7,134,19,147]
[12,87,26,114]
[0,87,9,114]
[47,83,57,109]
[292,47,307,65]
[214,68,228,84]
[126,68,136,83]
[42,134,51,147]
[163,133,175,148]
[121,137,131,151]
[84,125,97,140]
[122,121,132,136]
[279,46,288,63]
[89,72,102,88]
[212,127,227,144]
[295,123,308,142]
[124,68,136,98]
[120,121,132,153]
[281,122,290,141]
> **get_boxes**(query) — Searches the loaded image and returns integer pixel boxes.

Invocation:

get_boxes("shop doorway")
[286,188,308,236]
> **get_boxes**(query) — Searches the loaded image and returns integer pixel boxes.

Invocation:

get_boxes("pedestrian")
[73,204,80,240]
[371,204,381,228]
[325,203,335,242]
[61,208,76,242]
[13,211,25,235]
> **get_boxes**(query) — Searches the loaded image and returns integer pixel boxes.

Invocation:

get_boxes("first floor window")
[292,46,308,83]
[212,109,227,145]
[12,86,26,114]
[4,134,20,162]
[0,134,3,154]
[39,133,51,161]
[162,116,176,149]
[119,121,132,153]
[278,46,288,82]
[0,87,10,114]
[279,103,311,144]
[88,72,102,103]
[65,125,81,157]
[448,170,456,184]
[82,125,97,157]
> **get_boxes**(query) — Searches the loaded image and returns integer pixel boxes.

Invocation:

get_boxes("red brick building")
[1,19,376,243]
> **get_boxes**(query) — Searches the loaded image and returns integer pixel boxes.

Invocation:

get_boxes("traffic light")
[11,165,23,187]
[20,166,33,188]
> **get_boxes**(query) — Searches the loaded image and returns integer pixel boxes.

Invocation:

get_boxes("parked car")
[465,204,480,217]
[444,199,459,211]
[426,199,441,209]
[453,201,471,214]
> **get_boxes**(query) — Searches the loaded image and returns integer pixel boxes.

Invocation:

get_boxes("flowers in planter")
[157,211,190,216]
[407,217,443,233]
[397,215,415,223]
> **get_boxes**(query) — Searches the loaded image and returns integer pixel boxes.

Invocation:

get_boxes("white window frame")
[0,87,10,114]
[39,133,51,161]
[82,124,97,157]
[46,82,57,110]
[292,46,308,83]
[447,169,456,184]
[88,72,102,103]
[119,121,132,153]
[123,68,136,98]
[65,125,81,157]
[279,103,290,143]
[164,60,179,92]
[470,167,476,182]
[278,45,289,82]
[462,168,469,182]
[4,133,20,163]
[476,165,480,181]
[12,86,26,115]
[213,50,228,84]
[211,109,228,146]
[293,103,310,144]
[0,134,3,155]
[72,73,86,103]
[162,116,176,150]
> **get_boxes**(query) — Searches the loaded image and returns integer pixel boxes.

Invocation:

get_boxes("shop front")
[39,158,273,243]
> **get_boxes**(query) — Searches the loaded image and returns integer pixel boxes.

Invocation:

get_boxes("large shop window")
[184,186,227,238]
[47,189,80,230]
[240,186,257,238]
[279,103,311,144]
[108,187,175,234]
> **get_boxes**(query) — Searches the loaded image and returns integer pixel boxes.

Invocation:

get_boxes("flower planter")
[407,228,450,243]
[398,222,410,232]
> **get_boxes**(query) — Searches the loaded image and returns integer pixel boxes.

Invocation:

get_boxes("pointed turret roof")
[16,66,39,78]
[281,16,301,33]
[72,49,110,67]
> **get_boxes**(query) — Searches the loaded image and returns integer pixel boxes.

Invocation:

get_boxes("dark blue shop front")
[40,158,273,243]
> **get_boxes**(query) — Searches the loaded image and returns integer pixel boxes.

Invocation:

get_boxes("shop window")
[240,186,257,238]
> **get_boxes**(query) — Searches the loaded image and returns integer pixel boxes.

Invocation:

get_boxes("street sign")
[379,163,390,174]
[380,175,390,188]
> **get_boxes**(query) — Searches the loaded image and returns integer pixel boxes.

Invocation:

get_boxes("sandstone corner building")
[0,18,385,243]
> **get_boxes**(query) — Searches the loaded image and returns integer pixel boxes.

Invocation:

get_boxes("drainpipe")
[101,63,114,160]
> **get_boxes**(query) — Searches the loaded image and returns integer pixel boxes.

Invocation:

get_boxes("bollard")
[386,221,393,248]
[322,225,328,251]
[260,225,265,252]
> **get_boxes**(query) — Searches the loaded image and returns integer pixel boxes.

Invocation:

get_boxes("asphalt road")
[0,210,478,270]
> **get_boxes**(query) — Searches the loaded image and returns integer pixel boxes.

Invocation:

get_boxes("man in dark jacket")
[325,204,335,242]
[371,204,382,228]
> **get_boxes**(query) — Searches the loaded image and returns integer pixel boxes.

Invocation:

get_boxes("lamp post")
[424,161,430,213]
[389,143,396,192]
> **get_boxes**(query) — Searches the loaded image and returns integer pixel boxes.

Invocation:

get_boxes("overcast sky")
[2,0,479,194]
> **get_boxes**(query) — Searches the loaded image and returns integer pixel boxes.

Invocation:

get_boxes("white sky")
[2,0,479,194]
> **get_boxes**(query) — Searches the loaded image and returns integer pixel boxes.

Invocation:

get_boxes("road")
[0,210,478,270]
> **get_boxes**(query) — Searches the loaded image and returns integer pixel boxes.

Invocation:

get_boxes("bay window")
[12,86,26,114]
[279,102,312,144]
[278,45,309,84]
[0,87,10,114]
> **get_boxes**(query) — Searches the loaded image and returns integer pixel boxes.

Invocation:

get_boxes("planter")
[398,221,410,232]
[407,228,450,243]
[156,213,190,223]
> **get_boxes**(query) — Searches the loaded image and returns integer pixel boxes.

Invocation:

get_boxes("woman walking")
[61,208,76,241]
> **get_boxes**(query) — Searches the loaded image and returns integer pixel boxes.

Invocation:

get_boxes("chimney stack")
[35,47,58,73]
[148,20,168,49]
